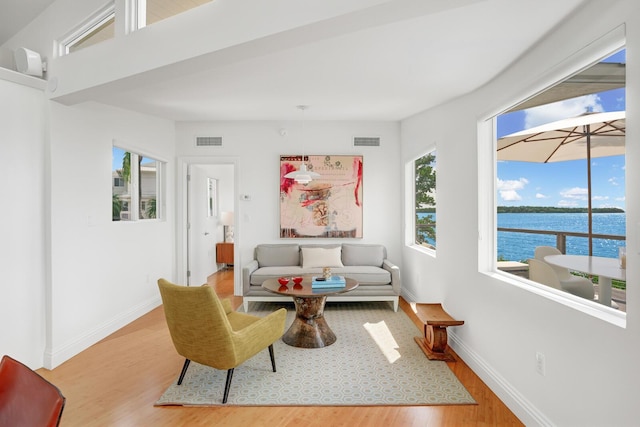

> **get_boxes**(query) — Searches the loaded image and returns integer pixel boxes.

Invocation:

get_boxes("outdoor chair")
[0,355,66,427]
[534,246,596,300]
[157,278,286,403]
[528,258,565,290]
[529,257,596,299]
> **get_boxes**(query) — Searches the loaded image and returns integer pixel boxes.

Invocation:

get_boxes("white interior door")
[186,163,236,286]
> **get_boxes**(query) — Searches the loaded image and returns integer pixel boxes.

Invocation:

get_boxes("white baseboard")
[43,296,162,369]
[448,332,553,427]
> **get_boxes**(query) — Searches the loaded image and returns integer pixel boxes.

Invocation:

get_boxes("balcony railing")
[497,227,625,254]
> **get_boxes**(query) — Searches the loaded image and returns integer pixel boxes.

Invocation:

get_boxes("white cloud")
[497,178,528,201]
[497,178,529,190]
[535,193,547,199]
[609,177,619,186]
[500,190,522,201]
[560,187,588,200]
[558,199,579,207]
[524,94,603,129]
[593,195,609,201]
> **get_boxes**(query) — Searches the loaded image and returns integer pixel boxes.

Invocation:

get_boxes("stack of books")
[312,275,346,288]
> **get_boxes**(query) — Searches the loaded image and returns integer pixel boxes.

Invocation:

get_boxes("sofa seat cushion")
[245,283,396,297]
[250,266,307,285]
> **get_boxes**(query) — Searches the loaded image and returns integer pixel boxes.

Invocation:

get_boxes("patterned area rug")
[155,301,476,406]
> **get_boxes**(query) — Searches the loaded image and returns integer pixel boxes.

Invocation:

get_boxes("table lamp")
[220,211,234,242]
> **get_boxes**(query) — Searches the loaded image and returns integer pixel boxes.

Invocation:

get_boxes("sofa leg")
[243,300,249,312]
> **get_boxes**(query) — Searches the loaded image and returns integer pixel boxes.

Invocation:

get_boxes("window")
[491,43,626,318]
[414,150,437,250]
[59,3,115,55]
[134,0,212,30]
[112,146,163,221]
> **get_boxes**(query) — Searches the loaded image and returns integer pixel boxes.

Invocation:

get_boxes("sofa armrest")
[242,259,259,294]
[383,259,401,295]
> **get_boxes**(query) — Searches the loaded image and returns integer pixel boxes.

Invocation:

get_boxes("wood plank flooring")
[37,270,523,426]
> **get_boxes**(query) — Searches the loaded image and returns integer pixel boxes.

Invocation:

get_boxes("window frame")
[479,26,626,327]
[406,146,437,256]
[58,2,116,56]
[112,142,166,222]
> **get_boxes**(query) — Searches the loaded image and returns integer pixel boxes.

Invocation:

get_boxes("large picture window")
[112,146,163,221]
[492,45,626,317]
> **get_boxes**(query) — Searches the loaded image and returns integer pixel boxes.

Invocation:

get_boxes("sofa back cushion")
[341,244,385,267]
[301,246,344,268]
[256,244,300,267]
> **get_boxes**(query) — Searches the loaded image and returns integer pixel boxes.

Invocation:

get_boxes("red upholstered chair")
[0,355,66,427]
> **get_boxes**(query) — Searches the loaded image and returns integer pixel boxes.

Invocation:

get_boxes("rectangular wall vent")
[196,136,223,147]
[353,137,380,147]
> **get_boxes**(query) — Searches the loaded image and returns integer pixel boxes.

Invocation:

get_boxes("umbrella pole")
[586,125,593,256]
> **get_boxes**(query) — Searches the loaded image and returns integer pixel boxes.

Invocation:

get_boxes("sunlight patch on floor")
[363,320,400,363]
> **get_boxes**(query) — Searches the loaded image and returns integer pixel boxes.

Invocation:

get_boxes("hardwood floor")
[37,270,523,426]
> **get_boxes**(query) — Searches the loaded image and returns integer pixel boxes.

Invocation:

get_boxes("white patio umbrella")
[497,110,625,255]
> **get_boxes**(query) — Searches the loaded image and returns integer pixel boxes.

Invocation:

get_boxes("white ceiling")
[0,0,57,46]
[3,0,587,121]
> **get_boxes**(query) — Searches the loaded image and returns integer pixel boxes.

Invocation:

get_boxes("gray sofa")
[242,243,401,311]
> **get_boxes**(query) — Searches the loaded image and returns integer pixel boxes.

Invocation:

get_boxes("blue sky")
[113,147,126,171]
[497,50,626,209]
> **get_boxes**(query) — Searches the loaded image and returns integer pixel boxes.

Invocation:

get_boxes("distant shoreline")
[496,206,625,213]
[417,206,625,213]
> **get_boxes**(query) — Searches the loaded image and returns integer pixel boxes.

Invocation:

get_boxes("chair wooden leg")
[268,344,276,372]
[177,359,191,385]
[222,368,234,404]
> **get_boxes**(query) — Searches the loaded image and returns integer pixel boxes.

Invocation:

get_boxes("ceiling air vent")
[196,136,223,147]
[353,137,380,147]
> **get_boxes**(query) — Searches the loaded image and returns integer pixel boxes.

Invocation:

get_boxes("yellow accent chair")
[157,278,287,403]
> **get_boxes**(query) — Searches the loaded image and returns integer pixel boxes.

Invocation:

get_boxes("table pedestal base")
[282,296,336,348]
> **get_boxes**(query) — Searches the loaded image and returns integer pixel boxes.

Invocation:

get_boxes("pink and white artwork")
[280,155,363,238]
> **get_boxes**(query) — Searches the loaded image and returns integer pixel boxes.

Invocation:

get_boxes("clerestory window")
[59,3,115,55]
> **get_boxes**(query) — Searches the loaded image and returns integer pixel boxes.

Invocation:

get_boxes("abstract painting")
[280,155,363,238]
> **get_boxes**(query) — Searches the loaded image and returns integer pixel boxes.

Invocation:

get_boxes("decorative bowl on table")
[278,277,290,285]
[292,276,303,285]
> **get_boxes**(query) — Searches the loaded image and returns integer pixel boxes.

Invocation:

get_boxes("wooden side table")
[216,242,234,268]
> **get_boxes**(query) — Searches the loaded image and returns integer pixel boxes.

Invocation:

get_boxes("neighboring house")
[112,161,158,220]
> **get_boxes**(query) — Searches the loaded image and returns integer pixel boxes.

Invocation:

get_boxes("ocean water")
[418,212,626,261]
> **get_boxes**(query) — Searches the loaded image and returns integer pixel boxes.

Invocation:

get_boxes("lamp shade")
[284,163,320,184]
[220,211,234,226]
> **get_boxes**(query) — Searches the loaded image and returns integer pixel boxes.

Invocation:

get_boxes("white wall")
[400,1,639,425]
[45,102,175,368]
[175,121,403,279]
[0,74,47,368]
